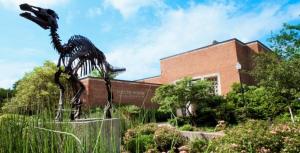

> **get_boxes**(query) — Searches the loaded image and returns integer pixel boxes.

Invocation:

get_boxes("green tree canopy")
[89,69,117,79]
[152,77,229,125]
[2,61,70,115]
[152,77,213,116]
[269,23,300,59]
[0,88,13,104]
[252,23,300,101]
[226,84,288,121]
[250,22,300,122]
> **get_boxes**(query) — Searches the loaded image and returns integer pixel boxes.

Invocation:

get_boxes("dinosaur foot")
[55,111,63,122]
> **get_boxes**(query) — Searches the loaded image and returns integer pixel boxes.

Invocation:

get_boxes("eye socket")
[47,9,59,19]
[47,9,54,14]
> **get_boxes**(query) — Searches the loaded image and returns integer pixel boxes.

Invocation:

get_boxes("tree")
[151,83,177,115]
[152,77,229,125]
[253,23,300,92]
[152,77,213,117]
[226,83,287,121]
[251,22,300,123]
[89,69,117,79]
[0,88,13,104]
[269,23,300,59]
[2,61,70,115]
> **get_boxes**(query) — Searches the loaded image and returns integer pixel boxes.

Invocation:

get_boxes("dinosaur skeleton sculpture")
[19,3,125,121]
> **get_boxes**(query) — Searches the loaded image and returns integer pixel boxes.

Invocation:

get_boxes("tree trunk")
[185,102,192,116]
[288,106,295,124]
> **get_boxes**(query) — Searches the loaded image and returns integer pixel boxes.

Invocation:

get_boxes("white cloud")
[106,1,300,80]
[0,0,69,9]
[65,10,81,25]
[0,60,37,88]
[0,47,57,88]
[104,0,162,18]
[87,7,102,18]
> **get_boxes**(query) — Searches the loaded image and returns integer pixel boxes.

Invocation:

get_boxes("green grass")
[0,103,162,153]
[1,106,298,153]
[0,113,122,153]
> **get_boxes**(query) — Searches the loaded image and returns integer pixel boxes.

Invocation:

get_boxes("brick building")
[80,78,160,108]
[81,38,270,108]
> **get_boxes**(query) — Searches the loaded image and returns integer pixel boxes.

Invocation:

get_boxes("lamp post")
[236,62,245,104]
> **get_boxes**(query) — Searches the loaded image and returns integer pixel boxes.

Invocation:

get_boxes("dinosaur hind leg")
[103,77,112,119]
[65,54,85,120]
[97,63,113,119]
[69,73,84,120]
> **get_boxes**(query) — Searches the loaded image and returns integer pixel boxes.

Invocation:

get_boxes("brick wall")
[161,40,240,94]
[80,77,160,108]
[142,39,269,95]
[138,76,162,84]
[235,41,255,85]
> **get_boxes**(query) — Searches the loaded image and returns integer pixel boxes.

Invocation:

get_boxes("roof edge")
[160,38,272,60]
[80,76,162,86]
[135,75,160,81]
[246,40,272,52]
[160,38,242,60]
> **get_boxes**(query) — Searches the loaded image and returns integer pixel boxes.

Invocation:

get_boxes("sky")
[0,0,299,89]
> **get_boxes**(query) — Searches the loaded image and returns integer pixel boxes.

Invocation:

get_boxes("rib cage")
[61,35,125,78]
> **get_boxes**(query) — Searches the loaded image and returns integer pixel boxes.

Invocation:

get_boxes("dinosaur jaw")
[20,12,49,29]
[19,3,49,30]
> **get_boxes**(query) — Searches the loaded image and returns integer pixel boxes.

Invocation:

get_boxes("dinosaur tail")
[107,63,126,73]
[106,63,126,74]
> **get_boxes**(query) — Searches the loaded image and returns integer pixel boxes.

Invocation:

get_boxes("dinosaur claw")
[20,12,31,18]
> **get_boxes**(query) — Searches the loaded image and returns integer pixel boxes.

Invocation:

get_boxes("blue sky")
[0,0,299,88]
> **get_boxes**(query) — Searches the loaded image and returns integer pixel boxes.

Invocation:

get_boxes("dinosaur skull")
[19,3,59,30]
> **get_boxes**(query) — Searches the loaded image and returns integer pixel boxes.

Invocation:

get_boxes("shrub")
[125,134,155,153]
[123,123,158,144]
[123,123,158,153]
[179,124,193,131]
[226,84,289,121]
[208,120,300,153]
[189,138,208,153]
[193,95,230,126]
[154,126,187,152]
[124,124,187,152]
[274,111,300,123]
[144,148,159,153]
[154,110,171,122]
[168,117,190,127]
[138,123,158,135]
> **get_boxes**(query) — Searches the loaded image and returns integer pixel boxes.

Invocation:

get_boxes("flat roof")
[245,40,272,52]
[135,75,160,81]
[160,38,272,60]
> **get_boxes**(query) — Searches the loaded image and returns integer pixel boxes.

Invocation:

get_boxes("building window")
[204,76,219,95]
[174,74,221,95]
[190,74,220,95]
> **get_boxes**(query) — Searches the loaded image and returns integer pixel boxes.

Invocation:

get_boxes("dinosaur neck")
[50,27,64,53]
